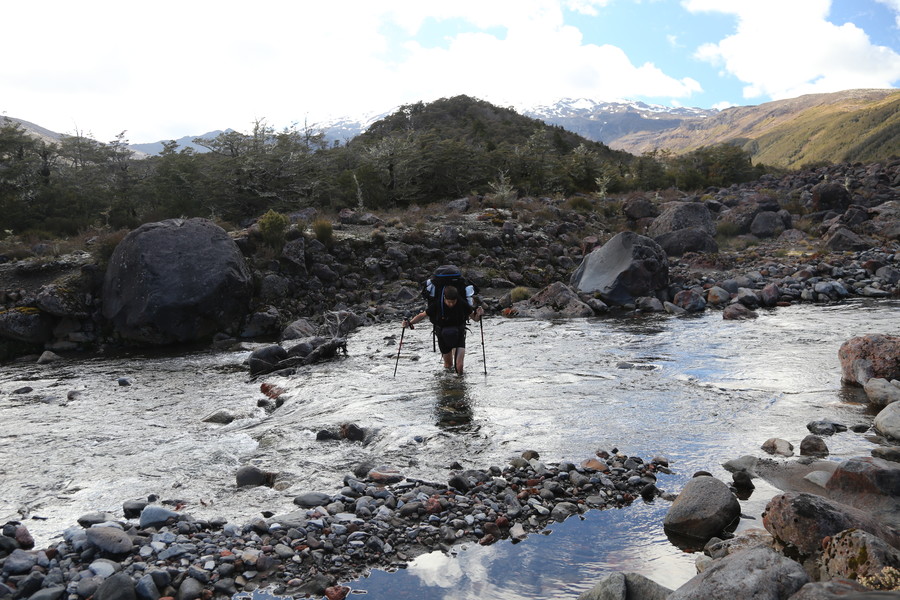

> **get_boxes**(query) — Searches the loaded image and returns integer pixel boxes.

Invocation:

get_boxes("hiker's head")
[443,286,459,306]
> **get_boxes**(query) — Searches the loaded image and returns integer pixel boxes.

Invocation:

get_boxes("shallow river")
[1,299,898,599]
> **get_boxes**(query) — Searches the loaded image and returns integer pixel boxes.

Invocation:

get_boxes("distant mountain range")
[523,98,717,146]
[598,88,900,168]
[5,88,898,168]
[127,130,235,156]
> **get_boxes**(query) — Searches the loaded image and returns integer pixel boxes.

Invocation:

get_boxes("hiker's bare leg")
[455,348,466,374]
[442,352,453,369]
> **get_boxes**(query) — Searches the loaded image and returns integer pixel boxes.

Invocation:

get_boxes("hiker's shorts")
[437,326,466,354]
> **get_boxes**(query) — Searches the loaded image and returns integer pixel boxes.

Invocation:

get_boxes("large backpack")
[421,265,479,323]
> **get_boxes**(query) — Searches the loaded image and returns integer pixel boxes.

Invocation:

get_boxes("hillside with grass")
[609,89,900,168]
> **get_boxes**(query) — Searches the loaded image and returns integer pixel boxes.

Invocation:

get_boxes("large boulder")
[839,334,900,386]
[875,402,900,441]
[668,546,808,600]
[515,282,594,318]
[825,457,900,508]
[577,571,672,600]
[570,232,669,306]
[0,307,54,343]
[647,202,716,237]
[818,528,900,582]
[717,197,780,234]
[101,218,252,344]
[789,580,892,599]
[865,378,900,407]
[654,227,719,257]
[621,196,659,222]
[812,181,852,212]
[762,492,900,557]
[825,225,874,251]
[663,476,740,542]
[750,211,786,238]
[868,200,900,240]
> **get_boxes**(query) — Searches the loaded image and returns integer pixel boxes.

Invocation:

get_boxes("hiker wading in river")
[403,285,484,374]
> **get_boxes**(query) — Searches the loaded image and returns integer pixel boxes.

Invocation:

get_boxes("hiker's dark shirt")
[426,300,472,328]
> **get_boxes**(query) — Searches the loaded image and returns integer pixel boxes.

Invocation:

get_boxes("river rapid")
[2,299,898,599]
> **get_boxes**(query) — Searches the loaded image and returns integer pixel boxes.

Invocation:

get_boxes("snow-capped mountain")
[522,98,717,146]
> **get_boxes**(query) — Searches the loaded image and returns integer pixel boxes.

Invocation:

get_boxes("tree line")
[0,96,768,238]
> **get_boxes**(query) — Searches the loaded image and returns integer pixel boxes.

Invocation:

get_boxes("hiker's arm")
[403,311,427,329]
[471,306,484,322]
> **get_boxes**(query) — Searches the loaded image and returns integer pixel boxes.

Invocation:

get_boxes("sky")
[3,0,899,144]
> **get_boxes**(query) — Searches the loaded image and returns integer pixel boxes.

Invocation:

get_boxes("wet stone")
[0,447,670,598]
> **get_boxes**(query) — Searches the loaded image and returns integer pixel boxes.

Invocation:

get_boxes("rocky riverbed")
[0,449,671,599]
[2,160,900,599]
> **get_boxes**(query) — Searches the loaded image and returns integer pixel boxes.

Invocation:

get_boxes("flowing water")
[2,299,899,598]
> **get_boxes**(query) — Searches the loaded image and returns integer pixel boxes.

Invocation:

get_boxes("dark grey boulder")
[236,465,277,488]
[647,202,716,237]
[807,420,847,436]
[750,211,785,238]
[824,457,900,521]
[93,572,136,600]
[789,580,898,599]
[664,476,740,542]
[248,345,288,376]
[26,588,67,600]
[621,196,659,221]
[570,232,669,306]
[654,227,719,257]
[85,526,133,554]
[672,289,707,312]
[0,307,54,344]
[812,181,852,212]
[668,546,808,600]
[577,571,672,600]
[281,318,317,341]
[101,218,252,344]
[800,434,829,457]
[139,505,180,529]
[517,282,594,318]
[825,225,873,251]
[36,283,90,317]
[294,492,332,507]
[1,548,37,574]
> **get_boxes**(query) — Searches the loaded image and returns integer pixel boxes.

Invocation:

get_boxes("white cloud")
[0,0,755,142]
[686,0,900,101]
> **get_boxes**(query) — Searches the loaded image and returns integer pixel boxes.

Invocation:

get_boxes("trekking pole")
[393,323,406,377]
[480,318,487,375]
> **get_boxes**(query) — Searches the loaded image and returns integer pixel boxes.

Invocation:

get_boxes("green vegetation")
[1,97,773,242]
[257,209,290,251]
[312,218,334,247]
[510,286,533,303]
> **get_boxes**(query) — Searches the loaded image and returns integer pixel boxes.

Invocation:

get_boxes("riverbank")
[2,301,899,599]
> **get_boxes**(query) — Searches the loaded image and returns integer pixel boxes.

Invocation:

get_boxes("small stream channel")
[1,299,898,598]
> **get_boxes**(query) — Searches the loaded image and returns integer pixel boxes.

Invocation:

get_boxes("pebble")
[0,449,669,598]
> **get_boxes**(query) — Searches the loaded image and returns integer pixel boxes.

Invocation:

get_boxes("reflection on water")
[3,299,900,600]
[434,372,475,431]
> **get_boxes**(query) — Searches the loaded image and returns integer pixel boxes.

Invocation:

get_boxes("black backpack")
[421,265,479,324]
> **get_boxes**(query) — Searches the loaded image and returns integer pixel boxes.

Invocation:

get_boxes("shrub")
[566,196,592,212]
[510,286,532,303]
[312,218,334,247]
[93,229,129,266]
[257,210,290,251]
[487,171,517,206]
[716,221,741,238]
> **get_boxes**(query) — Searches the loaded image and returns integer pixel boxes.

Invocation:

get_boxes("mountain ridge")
[5,87,897,167]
